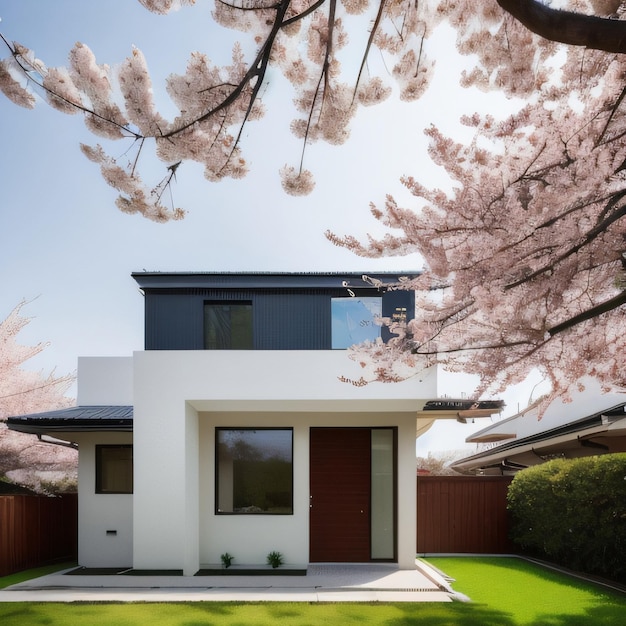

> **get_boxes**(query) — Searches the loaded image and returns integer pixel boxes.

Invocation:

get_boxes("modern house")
[452,377,626,475]
[8,272,501,574]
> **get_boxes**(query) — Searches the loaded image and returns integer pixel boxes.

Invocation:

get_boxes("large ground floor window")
[216,428,293,514]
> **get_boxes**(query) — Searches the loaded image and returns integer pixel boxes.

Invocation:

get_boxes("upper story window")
[331,297,382,349]
[204,302,253,349]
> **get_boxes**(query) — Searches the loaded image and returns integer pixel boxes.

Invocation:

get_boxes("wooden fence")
[0,494,78,577]
[1,478,513,576]
[417,476,515,554]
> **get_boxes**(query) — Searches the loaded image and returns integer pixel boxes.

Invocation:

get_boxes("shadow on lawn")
[389,602,626,626]
[386,603,518,626]
[2,600,625,626]
[201,602,520,626]
[531,603,626,626]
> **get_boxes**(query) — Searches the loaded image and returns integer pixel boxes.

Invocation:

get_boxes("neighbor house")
[452,377,626,475]
[8,272,501,574]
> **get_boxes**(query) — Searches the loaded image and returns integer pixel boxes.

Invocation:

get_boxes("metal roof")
[6,406,133,435]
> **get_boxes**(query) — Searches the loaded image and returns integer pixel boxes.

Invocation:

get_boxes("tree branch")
[505,203,626,290]
[411,338,535,356]
[497,0,626,53]
[163,0,292,139]
[548,289,626,336]
[353,0,386,103]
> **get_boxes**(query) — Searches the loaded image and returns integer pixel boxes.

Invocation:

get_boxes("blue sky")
[0,1,544,452]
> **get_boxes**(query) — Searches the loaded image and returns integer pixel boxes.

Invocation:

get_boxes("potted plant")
[220,552,234,569]
[266,550,284,569]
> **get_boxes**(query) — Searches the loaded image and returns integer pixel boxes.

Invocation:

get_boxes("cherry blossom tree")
[4,0,618,218]
[417,450,467,476]
[327,1,626,408]
[2,0,626,406]
[0,302,75,491]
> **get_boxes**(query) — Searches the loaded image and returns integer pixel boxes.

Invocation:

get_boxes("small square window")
[331,297,382,348]
[204,302,253,349]
[216,428,293,514]
[96,445,133,494]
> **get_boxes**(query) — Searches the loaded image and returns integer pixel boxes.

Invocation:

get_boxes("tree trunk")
[497,0,626,53]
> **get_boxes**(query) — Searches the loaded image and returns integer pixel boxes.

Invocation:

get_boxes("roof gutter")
[37,434,78,450]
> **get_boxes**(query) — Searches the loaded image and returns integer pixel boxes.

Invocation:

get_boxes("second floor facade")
[132,272,417,351]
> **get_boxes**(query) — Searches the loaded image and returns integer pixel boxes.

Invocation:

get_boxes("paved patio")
[0,561,458,603]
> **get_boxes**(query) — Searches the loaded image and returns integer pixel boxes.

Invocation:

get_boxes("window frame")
[203,300,253,350]
[95,444,133,494]
[215,427,294,515]
[330,296,383,349]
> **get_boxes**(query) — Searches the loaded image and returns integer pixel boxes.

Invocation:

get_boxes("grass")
[0,601,509,625]
[0,563,76,590]
[427,556,626,625]
[0,557,624,625]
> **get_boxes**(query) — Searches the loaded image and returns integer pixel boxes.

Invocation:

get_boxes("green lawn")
[0,557,624,625]
[427,556,626,625]
[0,563,77,590]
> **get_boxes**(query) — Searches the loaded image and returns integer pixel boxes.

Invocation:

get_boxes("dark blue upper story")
[132,272,417,351]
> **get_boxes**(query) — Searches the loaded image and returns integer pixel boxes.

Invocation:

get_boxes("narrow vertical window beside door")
[371,429,395,559]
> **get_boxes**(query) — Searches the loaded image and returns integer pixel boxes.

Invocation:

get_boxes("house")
[8,272,502,574]
[451,377,626,475]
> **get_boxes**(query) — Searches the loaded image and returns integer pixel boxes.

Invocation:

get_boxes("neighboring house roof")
[451,390,626,475]
[6,406,133,435]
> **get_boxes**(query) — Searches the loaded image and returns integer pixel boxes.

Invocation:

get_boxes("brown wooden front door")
[309,427,371,562]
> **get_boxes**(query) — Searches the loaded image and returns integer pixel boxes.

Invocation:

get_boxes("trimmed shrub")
[507,453,626,582]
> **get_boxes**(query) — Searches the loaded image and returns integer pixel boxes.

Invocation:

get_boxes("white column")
[183,404,200,576]
[397,416,418,568]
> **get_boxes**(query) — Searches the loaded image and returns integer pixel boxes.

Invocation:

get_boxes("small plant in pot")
[220,552,234,569]
[266,551,284,569]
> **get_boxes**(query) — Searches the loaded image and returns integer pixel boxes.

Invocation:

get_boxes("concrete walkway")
[0,561,457,603]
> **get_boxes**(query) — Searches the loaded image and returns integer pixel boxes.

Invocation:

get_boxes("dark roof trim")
[6,406,133,435]
[132,271,420,291]
[422,399,504,412]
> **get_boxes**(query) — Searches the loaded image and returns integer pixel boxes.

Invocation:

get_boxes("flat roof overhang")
[7,399,504,438]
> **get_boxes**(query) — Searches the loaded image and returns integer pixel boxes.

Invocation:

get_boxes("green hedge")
[507,453,626,582]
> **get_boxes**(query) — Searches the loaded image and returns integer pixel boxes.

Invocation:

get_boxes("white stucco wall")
[72,357,134,567]
[198,415,310,567]
[71,432,133,568]
[130,351,435,573]
[77,352,438,572]
[197,411,417,569]
[77,356,133,405]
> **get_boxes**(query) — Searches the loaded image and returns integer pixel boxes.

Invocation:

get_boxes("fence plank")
[417,476,515,554]
[0,494,77,577]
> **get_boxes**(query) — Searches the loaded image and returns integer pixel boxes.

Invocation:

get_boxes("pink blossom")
[280,165,315,195]
[0,58,35,108]
[138,0,196,15]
